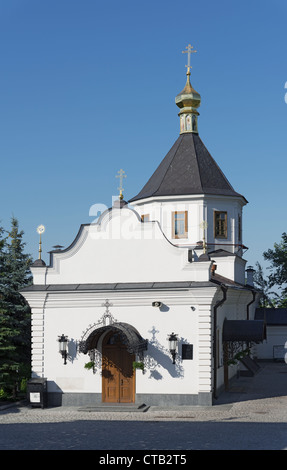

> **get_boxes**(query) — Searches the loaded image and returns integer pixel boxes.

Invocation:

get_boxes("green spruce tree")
[0,217,32,398]
[263,232,287,307]
[253,262,277,307]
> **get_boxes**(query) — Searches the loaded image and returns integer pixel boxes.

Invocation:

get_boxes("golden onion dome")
[175,71,201,110]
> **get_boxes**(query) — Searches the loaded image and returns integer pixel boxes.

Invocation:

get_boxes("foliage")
[0,217,32,398]
[253,262,277,307]
[255,233,287,308]
[0,387,9,400]
[227,347,251,366]
[263,232,287,306]
[84,361,95,370]
[133,361,144,371]
[20,377,28,393]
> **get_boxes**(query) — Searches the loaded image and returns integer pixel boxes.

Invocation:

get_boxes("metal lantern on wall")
[168,332,178,364]
[58,334,68,365]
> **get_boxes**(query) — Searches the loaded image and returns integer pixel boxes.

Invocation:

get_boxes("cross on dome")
[182,44,197,74]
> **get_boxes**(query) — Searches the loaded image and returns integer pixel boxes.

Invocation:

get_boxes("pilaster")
[22,292,47,378]
[197,304,213,393]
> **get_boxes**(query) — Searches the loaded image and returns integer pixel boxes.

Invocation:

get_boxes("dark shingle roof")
[20,281,215,292]
[255,308,287,325]
[129,133,246,203]
[20,276,253,293]
[223,319,266,342]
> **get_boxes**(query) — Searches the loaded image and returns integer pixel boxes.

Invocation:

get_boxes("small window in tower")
[214,211,227,238]
[141,214,150,222]
[172,211,188,239]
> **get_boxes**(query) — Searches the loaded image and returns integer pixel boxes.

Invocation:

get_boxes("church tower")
[129,45,247,283]
[176,44,201,135]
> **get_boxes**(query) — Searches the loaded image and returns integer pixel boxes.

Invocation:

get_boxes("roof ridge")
[190,133,203,193]
[195,135,237,192]
[129,134,184,202]
[155,133,184,196]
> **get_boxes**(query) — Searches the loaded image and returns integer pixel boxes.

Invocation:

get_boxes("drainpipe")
[213,285,227,400]
[246,289,257,359]
[246,290,256,320]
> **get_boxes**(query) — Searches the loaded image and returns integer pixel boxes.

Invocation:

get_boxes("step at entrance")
[78,403,149,413]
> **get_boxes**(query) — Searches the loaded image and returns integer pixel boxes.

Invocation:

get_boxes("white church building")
[21,46,265,407]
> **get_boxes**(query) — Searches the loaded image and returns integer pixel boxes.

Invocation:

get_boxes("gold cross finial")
[116,169,127,200]
[182,44,197,74]
[200,221,208,254]
[36,225,45,260]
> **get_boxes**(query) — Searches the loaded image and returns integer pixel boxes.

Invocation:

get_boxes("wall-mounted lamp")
[167,332,178,364]
[190,306,195,311]
[152,301,162,307]
[58,334,68,365]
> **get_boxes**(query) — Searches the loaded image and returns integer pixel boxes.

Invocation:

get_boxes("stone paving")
[0,361,287,450]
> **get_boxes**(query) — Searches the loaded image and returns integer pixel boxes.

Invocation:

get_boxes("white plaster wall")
[26,278,258,399]
[31,207,214,285]
[42,296,201,396]
[210,255,247,284]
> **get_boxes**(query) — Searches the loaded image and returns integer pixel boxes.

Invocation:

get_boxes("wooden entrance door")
[102,331,135,403]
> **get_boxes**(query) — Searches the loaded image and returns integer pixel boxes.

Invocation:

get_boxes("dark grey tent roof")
[129,133,247,203]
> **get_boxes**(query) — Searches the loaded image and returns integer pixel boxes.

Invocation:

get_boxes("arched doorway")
[102,330,135,403]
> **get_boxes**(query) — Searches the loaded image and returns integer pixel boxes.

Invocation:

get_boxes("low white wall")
[255,327,287,360]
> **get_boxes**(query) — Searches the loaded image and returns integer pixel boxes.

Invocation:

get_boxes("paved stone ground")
[1,361,287,450]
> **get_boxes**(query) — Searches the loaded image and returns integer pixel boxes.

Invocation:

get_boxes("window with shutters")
[172,211,188,239]
[214,211,227,238]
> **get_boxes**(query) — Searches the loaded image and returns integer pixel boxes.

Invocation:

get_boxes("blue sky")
[0,0,286,272]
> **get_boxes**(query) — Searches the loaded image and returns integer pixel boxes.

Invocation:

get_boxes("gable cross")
[116,168,127,200]
[200,221,208,254]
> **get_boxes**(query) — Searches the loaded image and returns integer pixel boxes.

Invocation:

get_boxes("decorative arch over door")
[79,322,148,357]
[79,320,148,403]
